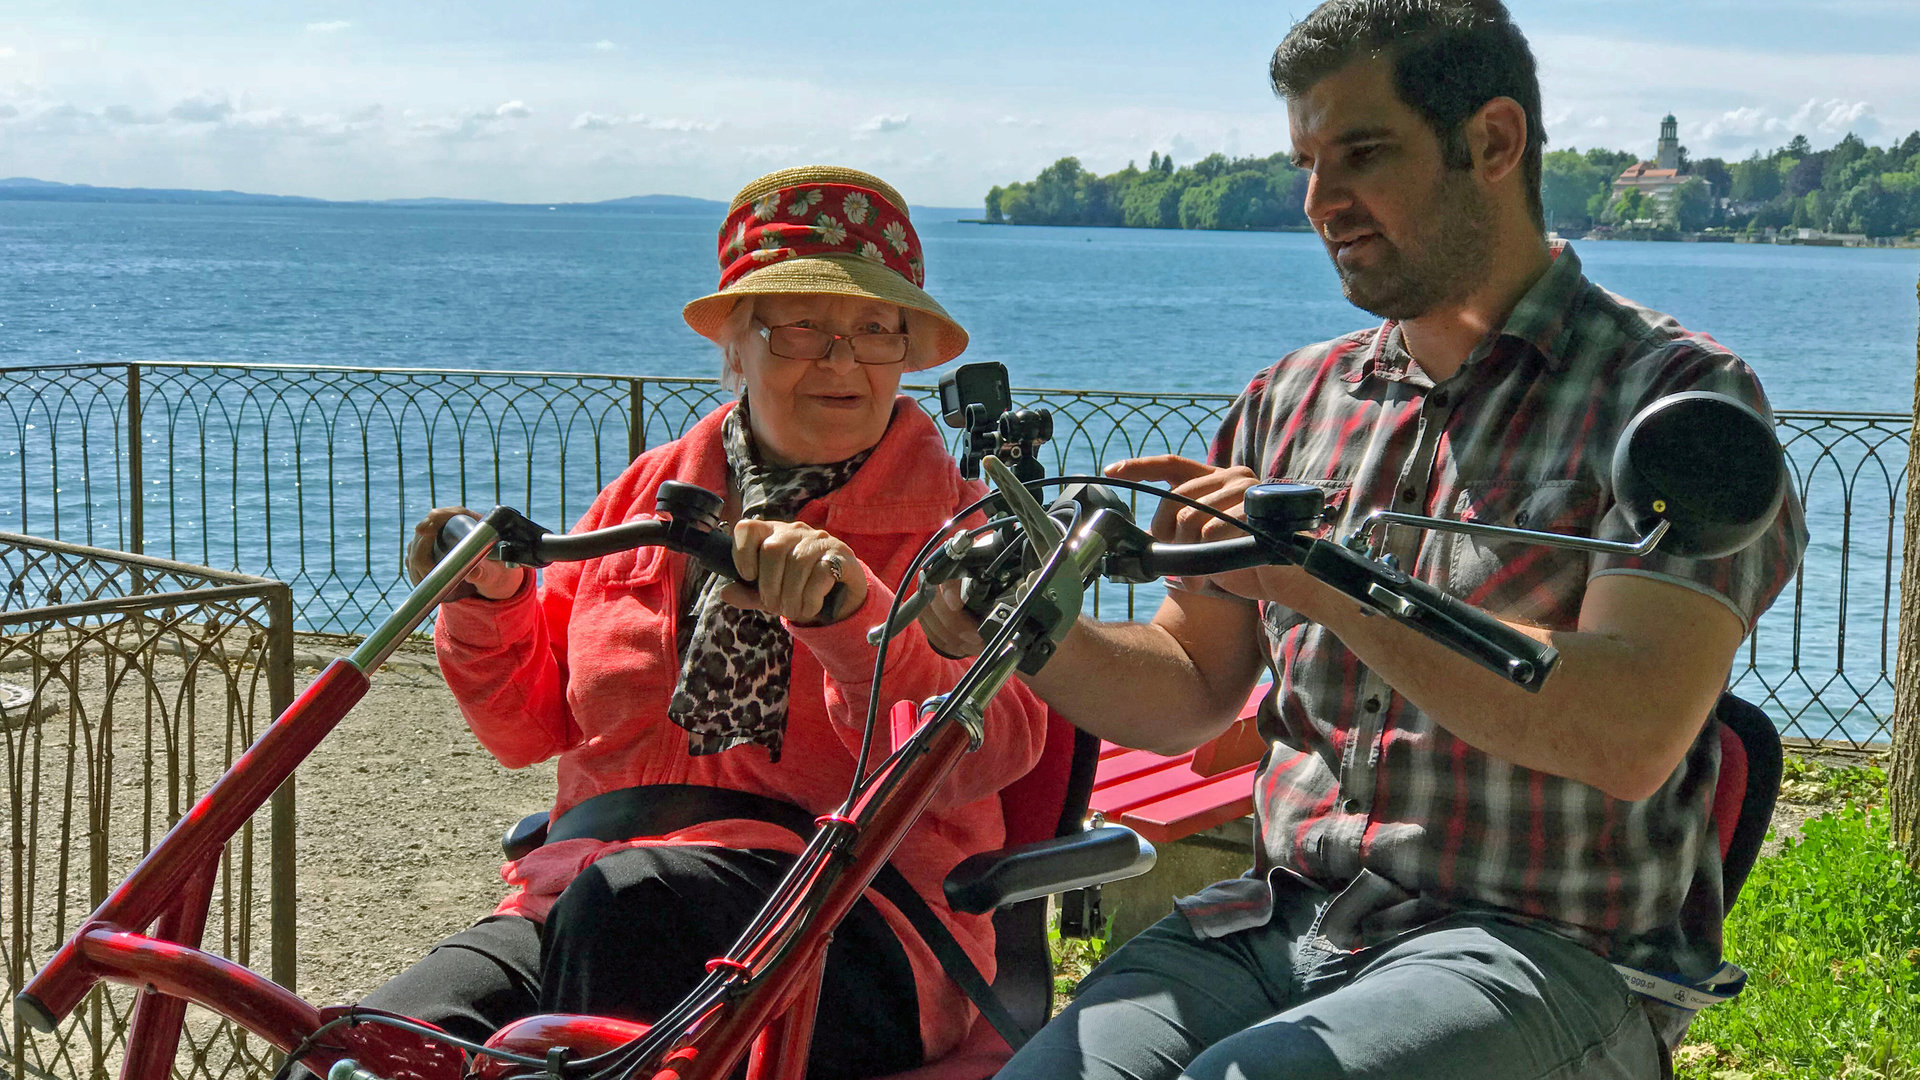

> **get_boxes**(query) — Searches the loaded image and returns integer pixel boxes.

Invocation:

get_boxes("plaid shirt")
[1177,243,1806,982]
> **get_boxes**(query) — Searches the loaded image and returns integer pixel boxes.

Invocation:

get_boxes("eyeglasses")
[756,322,910,366]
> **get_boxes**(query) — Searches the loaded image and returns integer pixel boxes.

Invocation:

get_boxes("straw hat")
[682,165,968,371]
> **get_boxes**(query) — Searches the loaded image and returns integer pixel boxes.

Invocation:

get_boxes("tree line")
[986,131,1920,239]
[986,151,1309,231]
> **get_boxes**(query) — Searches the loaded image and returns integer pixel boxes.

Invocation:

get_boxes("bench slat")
[1108,767,1259,843]
[1091,746,1197,786]
[1083,686,1269,844]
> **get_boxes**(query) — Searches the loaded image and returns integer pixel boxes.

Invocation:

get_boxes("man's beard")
[1331,171,1492,321]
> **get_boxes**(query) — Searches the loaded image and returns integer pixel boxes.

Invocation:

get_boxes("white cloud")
[571,111,716,132]
[855,112,911,136]
[495,100,530,119]
[169,94,235,123]
[648,116,716,132]
[1789,97,1876,135]
[304,21,351,34]
[1686,99,1880,158]
[104,104,163,125]
[0,104,17,119]
[591,40,618,52]
[0,46,17,59]
[1531,31,1915,160]
[1697,106,1779,140]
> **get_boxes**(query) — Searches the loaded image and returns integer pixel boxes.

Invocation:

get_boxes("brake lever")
[981,455,1063,558]
[866,534,976,646]
[867,459,1067,648]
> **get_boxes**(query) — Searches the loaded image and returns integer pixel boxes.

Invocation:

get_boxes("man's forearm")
[1021,597,1265,755]
[1295,572,1743,801]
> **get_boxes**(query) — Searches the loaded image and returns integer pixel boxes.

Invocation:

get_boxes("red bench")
[1088,688,1268,843]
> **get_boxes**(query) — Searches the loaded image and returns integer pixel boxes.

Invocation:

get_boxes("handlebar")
[435,511,740,578]
[434,468,1556,693]
[430,482,847,621]
[1119,512,1554,691]
[868,469,1560,693]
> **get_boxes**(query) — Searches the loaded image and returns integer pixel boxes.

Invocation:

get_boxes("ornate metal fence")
[0,533,294,1080]
[0,361,1904,745]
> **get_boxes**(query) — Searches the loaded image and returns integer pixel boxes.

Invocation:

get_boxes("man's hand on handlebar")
[407,507,531,602]
[721,520,867,626]
[914,453,1324,660]
[920,581,988,658]
[1102,456,1321,611]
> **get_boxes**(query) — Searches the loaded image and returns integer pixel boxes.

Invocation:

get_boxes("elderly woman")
[375,166,1048,1078]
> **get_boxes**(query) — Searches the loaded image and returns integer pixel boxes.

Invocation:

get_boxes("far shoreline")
[961,217,1920,250]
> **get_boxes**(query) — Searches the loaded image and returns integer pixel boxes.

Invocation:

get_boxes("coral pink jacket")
[434,397,1048,1059]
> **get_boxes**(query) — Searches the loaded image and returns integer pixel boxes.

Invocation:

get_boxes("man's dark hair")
[1270,0,1547,231]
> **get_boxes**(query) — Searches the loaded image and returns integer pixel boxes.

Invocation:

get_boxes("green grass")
[1048,919,1113,1006]
[1778,752,1890,807]
[1678,763,1920,1079]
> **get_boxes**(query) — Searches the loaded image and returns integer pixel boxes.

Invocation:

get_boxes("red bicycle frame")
[15,503,1054,1080]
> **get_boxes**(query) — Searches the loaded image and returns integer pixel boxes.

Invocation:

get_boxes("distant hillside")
[0,179,982,220]
[0,178,330,206]
[579,194,725,213]
[0,178,724,213]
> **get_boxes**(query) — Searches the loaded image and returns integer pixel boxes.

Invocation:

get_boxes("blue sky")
[2,1,1916,206]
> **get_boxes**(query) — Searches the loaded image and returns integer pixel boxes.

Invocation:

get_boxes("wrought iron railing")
[0,533,294,1080]
[0,361,1904,746]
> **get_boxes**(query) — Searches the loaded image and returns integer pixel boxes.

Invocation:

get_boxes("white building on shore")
[1612,115,1700,205]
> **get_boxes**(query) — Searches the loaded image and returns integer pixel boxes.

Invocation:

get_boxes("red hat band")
[716,182,925,292]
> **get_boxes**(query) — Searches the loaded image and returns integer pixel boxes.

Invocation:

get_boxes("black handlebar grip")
[658,480,726,529]
[1301,541,1558,691]
[687,524,744,582]
[433,513,481,561]
[1386,573,1560,690]
[683,518,847,624]
[1243,483,1326,535]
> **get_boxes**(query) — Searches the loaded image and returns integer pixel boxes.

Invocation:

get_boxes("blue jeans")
[998,880,1664,1080]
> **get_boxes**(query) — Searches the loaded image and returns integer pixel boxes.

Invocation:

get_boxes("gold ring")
[822,554,844,582]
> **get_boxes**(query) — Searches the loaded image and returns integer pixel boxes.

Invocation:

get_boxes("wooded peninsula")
[983,131,1920,241]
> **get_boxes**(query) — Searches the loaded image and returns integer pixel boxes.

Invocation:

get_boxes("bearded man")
[924,3,1807,1079]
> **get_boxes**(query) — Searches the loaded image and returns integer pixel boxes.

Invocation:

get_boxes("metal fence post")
[628,378,645,462]
[266,583,298,991]
[126,363,143,556]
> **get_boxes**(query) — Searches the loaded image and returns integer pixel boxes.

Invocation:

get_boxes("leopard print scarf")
[666,402,872,761]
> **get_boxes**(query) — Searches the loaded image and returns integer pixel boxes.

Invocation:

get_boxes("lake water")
[2,200,1918,742]
[4,201,1915,408]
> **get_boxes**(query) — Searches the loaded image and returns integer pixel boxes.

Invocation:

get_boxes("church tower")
[1655,114,1680,171]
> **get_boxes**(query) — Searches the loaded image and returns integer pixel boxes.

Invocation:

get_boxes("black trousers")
[304,846,922,1080]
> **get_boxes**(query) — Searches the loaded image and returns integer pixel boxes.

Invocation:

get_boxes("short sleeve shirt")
[1179,242,1807,980]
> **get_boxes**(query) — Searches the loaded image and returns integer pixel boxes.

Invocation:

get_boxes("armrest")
[942,825,1156,916]
[502,811,551,861]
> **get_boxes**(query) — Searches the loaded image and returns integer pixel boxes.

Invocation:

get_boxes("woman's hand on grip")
[406,507,531,603]
[721,520,867,626]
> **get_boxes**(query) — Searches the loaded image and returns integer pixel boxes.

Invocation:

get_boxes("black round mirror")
[1610,391,1785,559]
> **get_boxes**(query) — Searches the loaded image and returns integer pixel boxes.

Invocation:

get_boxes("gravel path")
[286,640,556,1007]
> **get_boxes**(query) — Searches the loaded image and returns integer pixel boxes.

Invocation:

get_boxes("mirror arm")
[1348,513,1670,559]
